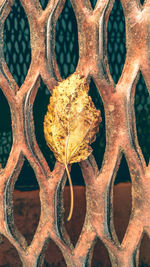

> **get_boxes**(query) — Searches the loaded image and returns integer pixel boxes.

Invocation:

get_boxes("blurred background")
[1,0,149,190]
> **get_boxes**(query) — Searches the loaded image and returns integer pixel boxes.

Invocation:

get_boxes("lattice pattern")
[0,0,150,266]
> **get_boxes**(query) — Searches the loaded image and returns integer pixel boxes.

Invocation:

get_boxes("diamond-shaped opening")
[55,0,79,78]
[113,156,132,243]
[66,163,85,186]
[114,155,131,184]
[39,0,49,10]
[44,238,67,266]
[13,159,40,245]
[55,165,86,246]
[107,0,126,84]
[140,0,145,5]
[91,238,111,266]
[134,73,150,165]
[139,233,150,266]
[33,80,56,171]
[3,0,31,87]
[15,158,39,190]
[89,0,97,9]
[64,166,86,245]
[89,79,106,169]
[0,235,22,266]
[0,89,12,168]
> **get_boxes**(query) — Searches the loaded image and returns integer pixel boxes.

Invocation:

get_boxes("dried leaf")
[44,73,101,220]
[44,73,101,164]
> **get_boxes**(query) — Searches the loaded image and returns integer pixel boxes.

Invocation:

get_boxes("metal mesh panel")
[1,0,150,188]
[0,0,150,266]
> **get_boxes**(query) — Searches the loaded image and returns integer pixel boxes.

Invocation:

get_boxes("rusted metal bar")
[0,0,149,266]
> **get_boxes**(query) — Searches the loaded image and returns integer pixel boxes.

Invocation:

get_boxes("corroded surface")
[0,0,149,266]
[0,185,149,266]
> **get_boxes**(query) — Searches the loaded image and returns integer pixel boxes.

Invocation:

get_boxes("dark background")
[0,0,149,190]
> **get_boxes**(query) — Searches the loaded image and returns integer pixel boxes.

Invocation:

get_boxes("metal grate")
[1,0,150,184]
[0,0,150,266]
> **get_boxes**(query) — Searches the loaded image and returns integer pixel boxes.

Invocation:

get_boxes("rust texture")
[0,0,149,266]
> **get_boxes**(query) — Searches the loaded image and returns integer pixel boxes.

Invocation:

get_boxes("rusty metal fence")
[0,0,150,266]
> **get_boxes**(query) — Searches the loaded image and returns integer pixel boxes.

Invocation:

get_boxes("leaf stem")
[65,163,74,221]
[65,135,74,221]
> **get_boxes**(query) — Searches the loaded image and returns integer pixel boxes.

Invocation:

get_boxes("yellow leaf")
[44,73,101,220]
